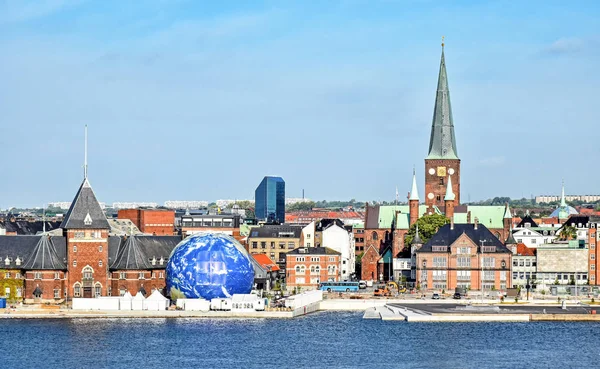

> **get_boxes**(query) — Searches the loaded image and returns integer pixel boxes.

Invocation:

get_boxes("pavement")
[387,302,594,315]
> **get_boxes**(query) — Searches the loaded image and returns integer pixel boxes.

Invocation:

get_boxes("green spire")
[558,180,568,220]
[444,174,455,201]
[427,43,459,160]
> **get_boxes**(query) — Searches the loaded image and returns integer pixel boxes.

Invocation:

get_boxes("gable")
[449,233,478,253]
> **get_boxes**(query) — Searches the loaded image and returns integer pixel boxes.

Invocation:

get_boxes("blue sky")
[1,0,599,208]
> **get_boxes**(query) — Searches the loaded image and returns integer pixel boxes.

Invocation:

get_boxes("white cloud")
[544,37,585,55]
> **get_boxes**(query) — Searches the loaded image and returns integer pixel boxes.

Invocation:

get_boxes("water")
[1,312,599,368]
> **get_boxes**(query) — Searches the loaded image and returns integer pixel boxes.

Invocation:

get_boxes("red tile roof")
[252,254,280,271]
[516,243,535,256]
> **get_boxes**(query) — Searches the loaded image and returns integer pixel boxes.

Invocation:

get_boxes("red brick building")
[118,209,175,235]
[589,223,598,285]
[285,247,340,290]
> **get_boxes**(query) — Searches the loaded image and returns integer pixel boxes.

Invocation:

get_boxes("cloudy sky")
[1,0,598,208]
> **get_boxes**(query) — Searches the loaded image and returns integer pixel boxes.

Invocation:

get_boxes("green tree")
[355,252,364,278]
[286,201,316,212]
[404,213,450,246]
[559,225,577,241]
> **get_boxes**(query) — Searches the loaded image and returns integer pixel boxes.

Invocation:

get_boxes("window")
[436,195,441,202]
[279,242,285,249]
[120,272,126,279]
[457,270,471,280]
[517,239,523,243]
[54,289,60,299]
[328,265,336,275]
[92,231,101,238]
[98,246,103,252]
[260,242,266,249]
[592,254,596,260]
[74,231,84,238]
[457,257,471,267]
[482,257,495,268]
[99,260,103,267]
[119,288,126,296]
[592,264,596,271]
[329,257,335,262]
[531,239,536,244]
[513,260,518,267]
[4,272,10,278]
[270,252,275,259]
[138,272,145,280]
[73,245,77,253]
[296,277,305,284]
[34,272,42,279]
[15,257,21,266]
[295,265,306,274]
[159,272,164,279]
[525,260,531,267]
[519,260,524,267]
[432,246,447,252]
[252,242,258,249]
[54,272,60,279]
[95,284,101,297]
[311,257,320,262]
[310,265,321,274]
[15,273,20,279]
[372,232,378,241]
[483,270,495,281]
[433,257,447,267]
[74,284,81,297]
[288,242,295,249]
[439,177,444,185]
[73,260,77,267]
[270,242,275,249]
[456,247,471,255]
[432,270,447,280]
[16,288,22,298]
[306,242,311,247]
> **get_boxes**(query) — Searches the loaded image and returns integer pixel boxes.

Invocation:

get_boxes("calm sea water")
[1,312,599,369]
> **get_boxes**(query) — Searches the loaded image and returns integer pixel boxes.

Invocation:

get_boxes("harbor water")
[1,311,598,368]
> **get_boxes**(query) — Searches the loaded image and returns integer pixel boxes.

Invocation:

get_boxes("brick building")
[414,222,512,291]
[285,247,341,290]
[117,209,175,235]
[589,223,598,284]
[247,224,302,270]
[180,213,243,242]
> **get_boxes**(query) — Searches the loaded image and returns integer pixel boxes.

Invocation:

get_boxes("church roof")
[427,45,459,160]
[376,205,441,230]
[453,205,506,229]
[60,178,110,230]
[109,235,180,271]
[409,171,420,201]
[21,235,67,270]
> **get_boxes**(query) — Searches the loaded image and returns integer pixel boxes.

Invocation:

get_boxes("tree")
[404,213,450,246]
[355,252,363,278]
[559,225,577,241]
[286,201,316,212]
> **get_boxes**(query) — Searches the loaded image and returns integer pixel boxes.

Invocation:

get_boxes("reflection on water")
[1,311,598,369]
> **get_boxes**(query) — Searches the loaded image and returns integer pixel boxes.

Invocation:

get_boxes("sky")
[1,0,599,208]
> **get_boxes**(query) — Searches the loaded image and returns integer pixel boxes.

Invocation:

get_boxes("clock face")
[427,192,434,200]
[428,168,435,175]
[448,168,455,175]
[437,166,447,177]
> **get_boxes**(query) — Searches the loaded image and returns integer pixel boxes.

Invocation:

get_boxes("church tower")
[425,40,460,209]
[61,126,111,298]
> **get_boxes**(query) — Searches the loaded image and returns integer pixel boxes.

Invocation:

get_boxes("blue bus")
[319,281,360,292]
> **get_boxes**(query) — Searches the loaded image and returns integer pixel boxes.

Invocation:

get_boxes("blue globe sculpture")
[166,233,255,300]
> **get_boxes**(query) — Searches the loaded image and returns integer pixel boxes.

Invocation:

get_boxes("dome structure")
[166,233,254,300]
[549,206,578,218]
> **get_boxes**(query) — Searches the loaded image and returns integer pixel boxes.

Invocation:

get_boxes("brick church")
[361,43,512,282]
[0,133,182,303]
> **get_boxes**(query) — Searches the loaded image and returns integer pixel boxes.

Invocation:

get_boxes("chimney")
[450,216,454,230]
[467,211,472,224]
[474,217,479,230]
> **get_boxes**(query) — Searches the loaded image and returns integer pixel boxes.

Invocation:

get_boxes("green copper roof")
[377,205,441,230]
[558,182,568,220]
[353,223,364,229]
[427,46,459,160]
[453,206,505,229]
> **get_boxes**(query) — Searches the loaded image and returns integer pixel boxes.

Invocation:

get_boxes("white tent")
[119,291,133,310]
[144,290,169,311]
[132,292,146,311]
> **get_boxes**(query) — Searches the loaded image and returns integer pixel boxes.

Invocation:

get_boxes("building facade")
[255,176,285,223]
[414,222,512,291]
[285,247,340,290]
[247,225,302,269]
[117,209,175,235]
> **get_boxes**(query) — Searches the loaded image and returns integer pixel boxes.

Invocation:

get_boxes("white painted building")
[301,221,315,248]
[512,228,558,248]
[322,224,355,281]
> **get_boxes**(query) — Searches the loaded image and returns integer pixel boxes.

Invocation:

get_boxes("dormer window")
[84,213,92,226]
[15,257,21,266]
[4,257,11,266]
[151,257,157,266]
[159,257,164,265]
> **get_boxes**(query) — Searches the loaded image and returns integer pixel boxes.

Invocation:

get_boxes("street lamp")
[480,240,486,304]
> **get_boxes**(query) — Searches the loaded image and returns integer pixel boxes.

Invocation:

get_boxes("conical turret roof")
[110,235,151,270]
[444,175,455,201]
[60,178,110,229]
[22,235,66,270]
[409,170,420,201]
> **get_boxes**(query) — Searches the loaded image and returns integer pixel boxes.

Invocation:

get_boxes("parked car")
[358,281,367,289]
[432,293,440,300]
[453,292,462,299]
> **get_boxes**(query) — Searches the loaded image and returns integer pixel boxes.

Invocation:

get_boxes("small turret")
[409,169,420,226]
[444,174,455,219]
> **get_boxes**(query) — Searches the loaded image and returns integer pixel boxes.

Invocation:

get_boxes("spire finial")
[441,36,445,49]
[84,125,88,179]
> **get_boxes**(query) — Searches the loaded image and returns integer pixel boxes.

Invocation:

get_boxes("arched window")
[83,266,93,280]
[73,245,77,253]
[372,232,378,241]
[74,283,81,297]
[94,283,102,297]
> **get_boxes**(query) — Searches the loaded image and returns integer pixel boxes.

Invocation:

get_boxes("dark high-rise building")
[255,176,285,223]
